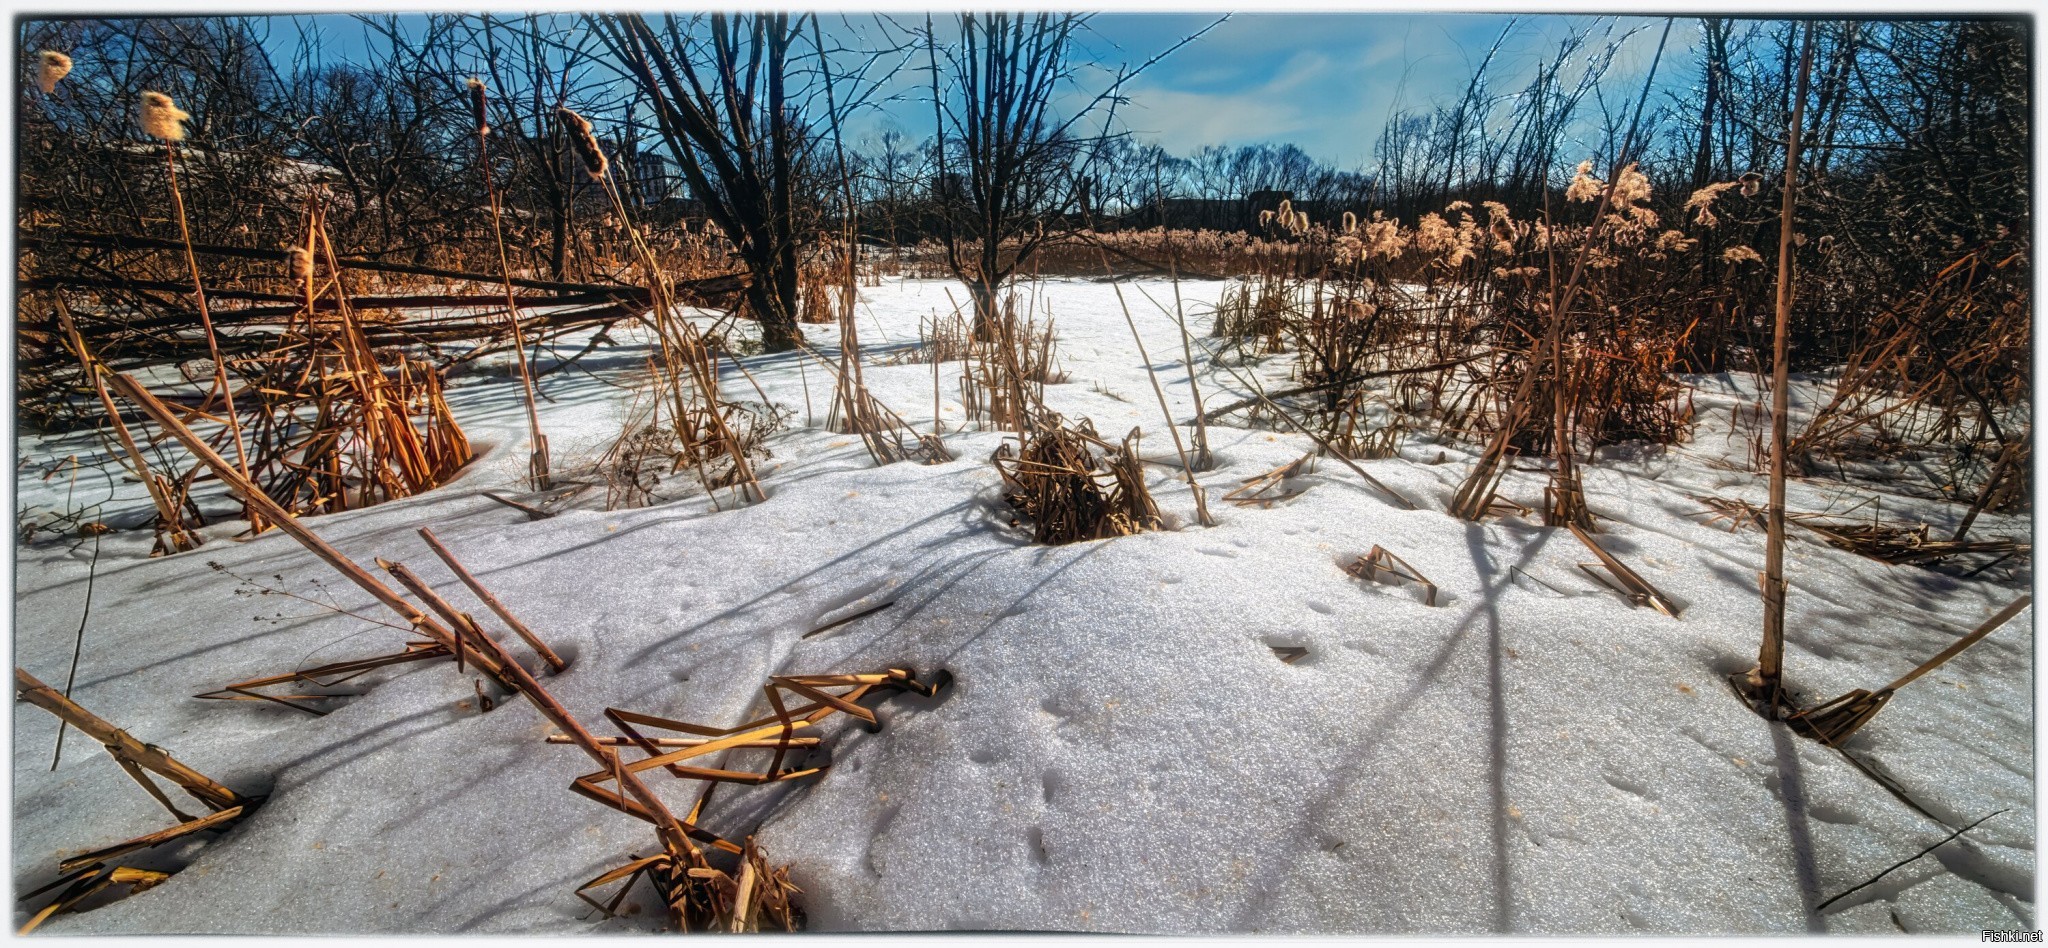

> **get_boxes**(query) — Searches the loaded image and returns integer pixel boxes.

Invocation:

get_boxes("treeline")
[17,15,2029,364]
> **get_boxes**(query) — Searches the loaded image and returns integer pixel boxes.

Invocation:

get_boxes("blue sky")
[1081,13,1684,164]
[261,12,1694,169]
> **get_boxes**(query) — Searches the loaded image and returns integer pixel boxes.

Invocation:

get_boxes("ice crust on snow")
[10,277,2033,934]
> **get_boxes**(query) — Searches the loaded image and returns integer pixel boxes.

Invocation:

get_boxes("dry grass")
[1694,495,2028,569]
[992,413,1161,545]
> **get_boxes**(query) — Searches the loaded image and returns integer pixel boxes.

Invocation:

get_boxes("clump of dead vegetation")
[15,668,258,934]
[992,413,1161,545]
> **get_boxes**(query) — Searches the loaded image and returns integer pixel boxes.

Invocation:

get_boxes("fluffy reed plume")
[1655,230,1697,253]
[1613,163,1652,205]
[465,77,489,135]
[36,51,71,94]
[1451,212,1482,266]
[1483,203,1515,247]
[1722,245,1764,265]
[1332,234,1365,265]
[287,246,313,283]
[1411,213,1457,257]
[1567,160,1648,207]
[557,107,608,181]
[1362,215,1405,260]
[138,91,190,142]
[1565,159,1602,202]
[1685,181,1738,227]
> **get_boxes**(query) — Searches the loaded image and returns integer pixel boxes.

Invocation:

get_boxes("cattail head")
[556,107,607,181]
[465,77,490,135]
[1738,171,1763,198]
[36,51,72,94]
[139,91,190,142]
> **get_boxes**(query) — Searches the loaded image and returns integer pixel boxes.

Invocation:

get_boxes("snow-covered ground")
[11,277,2034,934]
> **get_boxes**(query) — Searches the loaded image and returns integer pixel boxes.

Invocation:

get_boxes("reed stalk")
[1739,21,1818,716]
[469,79,553,490]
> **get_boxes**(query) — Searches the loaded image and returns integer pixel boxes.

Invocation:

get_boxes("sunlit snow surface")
[12,277,2033,934]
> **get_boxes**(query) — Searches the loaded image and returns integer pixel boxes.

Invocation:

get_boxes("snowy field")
[11,276,2035,934]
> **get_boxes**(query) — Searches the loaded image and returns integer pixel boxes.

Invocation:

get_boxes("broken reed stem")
[596,161,764,504]
[56,806,245,876]
[1953,432,2023,542]
[547,735,822,749]
[470,78,552,490]
[416,527,567,672]
[53,299,200,552]
[1814,809,2007,912]
[462,607,702,868]
[15,667,246,813]
[1879,594,2031,695]
[102,373,511,687]
[375,559,519,677]
[793,341,949,464]
[1164,269,1213,469]
[1099,253,1213,526]
[303,206,469,501]
[1207,353,1419,510]
[160,142,258,530]
[798,356,814,427]
[1750,20,1818,714]
[50,528,101,770]
[836,271,888,466]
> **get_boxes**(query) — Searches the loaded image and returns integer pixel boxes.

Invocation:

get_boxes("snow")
[10,276,2035,934]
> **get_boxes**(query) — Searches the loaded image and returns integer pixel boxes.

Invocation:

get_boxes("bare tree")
[920,13,1216,336]
[591,13,814,352]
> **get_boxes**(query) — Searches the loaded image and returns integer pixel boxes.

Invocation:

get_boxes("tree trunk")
[1693,19,1724,190]
[967,274,1000,342]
